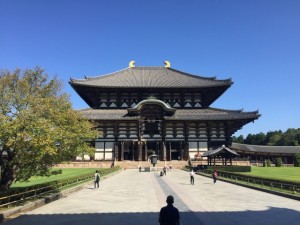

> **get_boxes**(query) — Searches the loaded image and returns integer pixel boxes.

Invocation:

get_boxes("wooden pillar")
[168,142,172,161]
[184,142,189,161]
[162,141,167,161]
[120,142,124,161]
[103,142,106,161]
[114,142,119,161]
[179,142,183,160]
[207,125,211,149]
[144,142,148,161]
[131,141,135,161]
[138,141,143,161]
[184,122,189,161]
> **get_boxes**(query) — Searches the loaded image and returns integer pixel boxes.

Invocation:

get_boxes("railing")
[0,175,93,209]
[201,170,300,196]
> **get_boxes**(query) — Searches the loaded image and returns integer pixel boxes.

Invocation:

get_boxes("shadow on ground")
[2,207,300,225]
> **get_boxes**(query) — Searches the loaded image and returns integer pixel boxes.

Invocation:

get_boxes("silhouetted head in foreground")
[166,195,174,205]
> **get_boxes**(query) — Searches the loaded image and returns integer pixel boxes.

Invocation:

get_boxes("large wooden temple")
[69,61,260,162]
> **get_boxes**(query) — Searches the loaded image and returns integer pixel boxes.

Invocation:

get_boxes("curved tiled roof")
[231,143,300,154]
[70,67,232,88]
[79,107,259,121]
[170,108,259,120]
[202,145,239,157]
[127,99,176,113]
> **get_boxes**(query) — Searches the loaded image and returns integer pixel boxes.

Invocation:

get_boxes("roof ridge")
[84,67,129,80]
[70,66,232,84]
[208,107,259,114]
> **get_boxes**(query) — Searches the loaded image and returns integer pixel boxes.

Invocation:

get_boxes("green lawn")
[11,168,100,188]
[242,167,300,182]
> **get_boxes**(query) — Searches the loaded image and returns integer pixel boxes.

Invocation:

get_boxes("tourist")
[212,169,218,183]
[94,170,100,189]
[159,195,180,225]
[163,166,167,176]
[190,169,195,185]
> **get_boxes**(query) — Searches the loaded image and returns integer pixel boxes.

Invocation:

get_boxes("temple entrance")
[168,142,181,160]
[146,141,159,158]
[123,141,132,160]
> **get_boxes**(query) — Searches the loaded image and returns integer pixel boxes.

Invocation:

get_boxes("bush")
[263,159,272,167]
[294,153,300,167]
[274,157,282,167]
[207,165,251,172]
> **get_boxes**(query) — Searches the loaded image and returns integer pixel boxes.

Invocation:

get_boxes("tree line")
[233,128,300,146]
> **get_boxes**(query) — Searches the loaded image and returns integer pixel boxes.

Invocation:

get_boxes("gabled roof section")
[127,99,176,114]
[70,66,232,88]
[202,145,239,157]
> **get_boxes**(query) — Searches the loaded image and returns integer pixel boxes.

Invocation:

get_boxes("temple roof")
[127,99,176,114]
[202,145,239,157]
[79,107,260,121]
[70,66,232,88]
[231,143,300,154]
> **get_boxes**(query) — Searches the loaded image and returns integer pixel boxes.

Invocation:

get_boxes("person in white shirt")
[94,170,100,189]
[190,169,195,185]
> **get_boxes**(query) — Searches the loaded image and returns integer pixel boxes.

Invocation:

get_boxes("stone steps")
[115,160,188,169]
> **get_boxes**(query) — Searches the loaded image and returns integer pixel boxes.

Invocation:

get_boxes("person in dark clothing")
[159,195,180,225]
[212,169,218,183]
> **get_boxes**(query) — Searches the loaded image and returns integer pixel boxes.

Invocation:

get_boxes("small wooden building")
[202,145,239,165]
[69,61,260,161]
[231,143,300,165]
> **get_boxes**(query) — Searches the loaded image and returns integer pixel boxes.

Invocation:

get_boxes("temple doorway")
[146,141,159,157]
[168,142,181,160]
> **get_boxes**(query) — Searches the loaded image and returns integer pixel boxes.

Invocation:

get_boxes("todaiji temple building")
[69,61,260,162]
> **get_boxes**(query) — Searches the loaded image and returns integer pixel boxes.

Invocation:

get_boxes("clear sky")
[1,0,299,137]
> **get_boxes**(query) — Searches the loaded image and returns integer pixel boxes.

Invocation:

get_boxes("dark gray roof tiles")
[70,67,232,88]
[171,108,259,120]
[79,108,259,121]
[128,99,176,113]
[202,145,239,157]
[231,143,300,154]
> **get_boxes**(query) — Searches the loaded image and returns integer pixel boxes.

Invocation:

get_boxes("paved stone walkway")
[3,169,300,225]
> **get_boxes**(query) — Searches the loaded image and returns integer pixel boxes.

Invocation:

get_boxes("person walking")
[212,169,218,183]
[190,169,195,185]
[159,195,180,225]
[94,170,100,189]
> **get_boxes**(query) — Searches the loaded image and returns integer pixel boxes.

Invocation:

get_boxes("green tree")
[0,67,98,190]
[283,128,299,146]
[267,132,283,145]
[245,133,266,145]
[232,135,244,144]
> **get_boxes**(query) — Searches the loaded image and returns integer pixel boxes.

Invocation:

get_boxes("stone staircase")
[115,160,188,169]
[55,160,188,169]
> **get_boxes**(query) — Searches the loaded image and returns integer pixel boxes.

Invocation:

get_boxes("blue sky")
[1,0,299,137]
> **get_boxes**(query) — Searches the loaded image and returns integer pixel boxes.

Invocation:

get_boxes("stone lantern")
[149,152,158,167]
